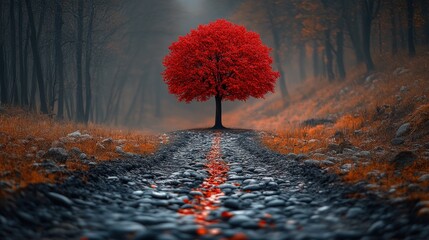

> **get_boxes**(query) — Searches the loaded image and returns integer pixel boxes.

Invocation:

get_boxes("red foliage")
[163,19,279,102]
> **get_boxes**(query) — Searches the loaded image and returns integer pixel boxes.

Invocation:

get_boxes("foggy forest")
[1,0,429,240]
[0,0,425,131]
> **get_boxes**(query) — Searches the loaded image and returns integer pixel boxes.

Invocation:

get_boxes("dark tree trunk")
[0,1,8,104]
[321,50,327,78]
[0,45,7,104]
[124,72,142,124]
[18,0,28,105]
[266,2,288,102]
[378,18,382,54]
[361,0,379,72]
[344,1,364,64]
[421,0,429,45]
[25,0,48,114]
[324,29,335,81]
[10,0,18,104]
[55,0,64,119]
[298,43,306,82]
[29,0,46,111]
[407,0,416,57]
[399,14,407,49]
[336,22,346,80]
[312,40,320,78]
[76,0,84,122]
[84,0,94,123]
[390,4,398,55]
[273,49,288,101]
[213,95,224,129]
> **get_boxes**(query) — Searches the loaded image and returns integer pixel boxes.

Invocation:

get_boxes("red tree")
[162,19,279,129]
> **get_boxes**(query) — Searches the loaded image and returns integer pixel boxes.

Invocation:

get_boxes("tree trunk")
[298,43,306,82]
[324,29,335,81]
[390,4,398,55]
[266,2,288,102]
[76,0,84,122]
[407,0,416,57]
[25,0,48,114]
[378,18,382,54]
[29,0,46,111]
[18,0,28,105]
[273,49,288,101]
[362,0,375,72]
[344,1,364,64]
[399,14,407,49]
[10,0,18,104]
[55,0,64,119]
[312,40,320,78]
[0,45,7,104]
[421,0,429,45]
[336,23,346,80]
[213,95,224,129]
[0,1,8,104]
[84,0,94,123]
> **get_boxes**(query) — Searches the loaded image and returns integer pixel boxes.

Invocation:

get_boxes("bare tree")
[55,0,64,119]
[84,0,95,123]
[76,0,84,121]
[390,3,398,55]
[407,0,416,56]
[361,0,381,72]
[25,0,48,114]
[10,0,18,104]
[18,0,28,105]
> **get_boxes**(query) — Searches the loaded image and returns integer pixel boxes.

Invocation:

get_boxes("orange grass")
[261,51,429,201]
[0,107,158,195]
[344,158,429,201]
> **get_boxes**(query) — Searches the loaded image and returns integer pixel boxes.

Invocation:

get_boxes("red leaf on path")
[221,211,234,219]
[258,219,267,228]
[197,227,208,235]
[229,232,248,240]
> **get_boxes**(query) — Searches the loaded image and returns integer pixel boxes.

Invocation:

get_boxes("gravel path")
[0,130,428,240]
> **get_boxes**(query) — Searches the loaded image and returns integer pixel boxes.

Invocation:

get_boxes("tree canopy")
[162,19,279,103]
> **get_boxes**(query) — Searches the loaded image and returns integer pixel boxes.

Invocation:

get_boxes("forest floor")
[1,52,429,239]
[1,130,428,240]
[0,107,158,196]
[226,52,429,204]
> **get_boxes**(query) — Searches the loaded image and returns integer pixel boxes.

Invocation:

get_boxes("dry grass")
[260,51,429,201]
[263,114,366,155]
[0,107,158,195]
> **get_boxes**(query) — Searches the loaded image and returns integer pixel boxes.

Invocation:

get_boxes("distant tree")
[75,0,84,122]
[361,0,381,72]
[407,0,416,56]
[163,19,279,129]
[55,0,64,119]
[25,0,48,114]
[10,0,18,104]
[389,2,398,55]
[421,0,429,45]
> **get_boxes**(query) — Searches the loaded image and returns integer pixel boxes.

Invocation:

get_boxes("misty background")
[1,0,427,132]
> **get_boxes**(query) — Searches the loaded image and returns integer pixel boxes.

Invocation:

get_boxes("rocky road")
[0,130,428,240]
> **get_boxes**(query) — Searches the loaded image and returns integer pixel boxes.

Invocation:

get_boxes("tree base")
[211,124,226,130]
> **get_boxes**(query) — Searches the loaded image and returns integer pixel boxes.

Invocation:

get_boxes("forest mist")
[0,0,428,132]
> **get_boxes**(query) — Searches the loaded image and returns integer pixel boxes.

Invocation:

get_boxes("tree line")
[233,0,429,102]
[1,1,428,125]
[0,0,136,123]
